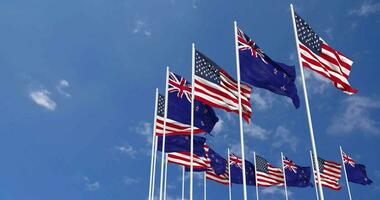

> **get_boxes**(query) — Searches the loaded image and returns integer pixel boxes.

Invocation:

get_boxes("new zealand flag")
[283,156,312,187]
[229,154,256,185]
[343,151,373,185]
[237,27,300,108]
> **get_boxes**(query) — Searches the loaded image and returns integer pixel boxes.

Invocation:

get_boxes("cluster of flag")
[158,135,372,188]
[148,4,372,200]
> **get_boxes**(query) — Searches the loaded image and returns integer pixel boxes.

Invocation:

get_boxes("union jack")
[237,28,268,64]
[342,151,355,167]
[283,156,298,173]
[168,72,192,102]
[229,153,243,169]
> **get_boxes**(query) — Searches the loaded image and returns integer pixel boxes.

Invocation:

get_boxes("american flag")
[255,155,284,186]
[155,94,202,136]
[294,12,358,94]
[167,145,211,170]
[206,170,229,185]
[194,50,252,122]
[313,157,342,190]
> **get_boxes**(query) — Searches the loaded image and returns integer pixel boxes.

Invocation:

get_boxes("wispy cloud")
[328,96,380,135]
[29,89,57,111]
[123,176,139,185]
[251,91,275,110]
[213,119,224,135]
[115,144,137,158]
[302,69,330,94]
[261,187,292,198]
[83,176,100,191]
[56,79,71,97]
[324,28,333,40]
[349,1,380,16]
[132,19,152,37]
[244,123,270,140]
[136,121,153,143]
[272,126,298,152]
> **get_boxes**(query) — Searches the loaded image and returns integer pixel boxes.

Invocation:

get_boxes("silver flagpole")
[253,151,259,200]
[182,166,185,200]
[148,89,159,200]
[310,150,320,200]
[290,4,325,200]
[281,152,289,200]
[159,67,170,200]
[204,172,207,200]
[190,43,196,200]
[340,146,353,200]
[233,20,248,200]
[228,148,232,200]
[151,130,158,200]
[164,154,168,200]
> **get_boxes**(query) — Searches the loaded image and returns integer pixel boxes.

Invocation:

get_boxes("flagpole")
[253,151,259,200]
[182,166,185,200]
[234,20,248,200]
[148,89,159,200]
[163,154,168,200]
[290,4,325,200]
[228,148,232,200]
[340,146,353,200]
[151,131,158,200]
[281,152,289,200]
[310,150,320,200]
[204,172,207,200]
[159,67,170,200]
[190,43,196,200]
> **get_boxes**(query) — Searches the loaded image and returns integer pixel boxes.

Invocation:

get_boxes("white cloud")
[244,123,270,140]
[29,89,57,111]
[302,69,330,94]
[289,52,296,62]
[115,144,137,158]
[328,96,380,135]
[213,119,224,134]
[123,176,139,185]
[83,176,100,191]
[136,121,153,143]
[224,112,236,124]
[324,28,333,40]
[56,79,71,97]
[272,126,298,152]
[132,19,152,37]
[349,1,380,16]
[261,187,292,197]
[251,92,275,110]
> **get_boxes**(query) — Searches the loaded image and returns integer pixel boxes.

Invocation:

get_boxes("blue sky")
[0,0,379,199]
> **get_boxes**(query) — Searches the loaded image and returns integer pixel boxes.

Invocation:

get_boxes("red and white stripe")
[194,70,252,122]
[206,170,229,185]
[256,164,284,187]
[314,160,342,190]
[155,116,203,136]
[167,145,211,170]
[298,39,358,95]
